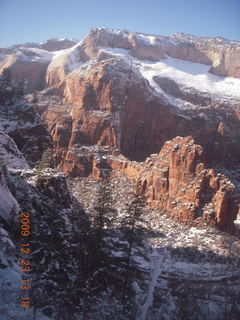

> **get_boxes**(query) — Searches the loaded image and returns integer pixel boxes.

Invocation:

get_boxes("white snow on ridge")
[108,47,240,103]
[136,57,240,103]
[15,47,54,62]
[64,44,83,72]
[93,47,240,107]
[48,41,83,72]
[99,47,130,59]
[40,37,73,44]
[136,34,158,46]
[96,27,129,37]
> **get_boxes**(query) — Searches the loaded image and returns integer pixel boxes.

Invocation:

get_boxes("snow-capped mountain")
[0,28,240,319]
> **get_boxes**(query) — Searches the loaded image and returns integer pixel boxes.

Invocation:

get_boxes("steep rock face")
[39,38,77,52]
[0,128,29,225]
[0,48,54,92]
[43,29,240,167]
[48,58,186,161]
[0,166,20,225]
[0,39,76,91]
[0,165,86,228]
[45,44,85,89]
[208,47,240,78]
[0,128,29,169]
[0,100,52,167]
[165,33,240,78]
[80,28,166,61]
[0,38,76,56]
[1,29,239,233]
[44,55,240,167]
[136,136,238,232]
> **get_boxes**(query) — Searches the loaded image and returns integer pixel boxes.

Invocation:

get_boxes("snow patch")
[135,56,240,108]
[15,47,53,62]
[136,34,158,46]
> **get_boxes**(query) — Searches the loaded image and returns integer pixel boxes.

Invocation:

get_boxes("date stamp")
[20,212,31,310]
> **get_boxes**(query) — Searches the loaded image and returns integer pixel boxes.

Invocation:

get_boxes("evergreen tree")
[15,79,25,98]
[35,148,53,180]
[0,68,13,108]
[90,174,116,291]
[121,194,145,304]
[1,68,11,84]
[67,209,93,312]
[93,176,115,249]
[30,208,77,319]
[31,91,38,103]
[1,69,25,101]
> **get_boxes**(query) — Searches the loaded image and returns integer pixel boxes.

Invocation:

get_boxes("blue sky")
[0,0,239,46]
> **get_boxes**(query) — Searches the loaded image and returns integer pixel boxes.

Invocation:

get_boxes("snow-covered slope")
[95,47,240,109]
[44,28,240,109]
[135,56,240,107]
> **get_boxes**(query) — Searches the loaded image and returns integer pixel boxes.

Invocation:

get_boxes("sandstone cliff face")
[0,48,53,92]
[43,60,179,164]
[165,33,240,78]
[63,58,179,160]
[80,28,166,61]
[79,28,240,78]
[208,47,240,78]
[135,136,238,232]
[42,54,240,168]
[45,29,240,88]
[0,38,76,56]
[43,29,240,169]
[0,39,77,91]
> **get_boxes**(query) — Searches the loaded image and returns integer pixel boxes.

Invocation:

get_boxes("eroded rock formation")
[51,135,238,232]
[0,28,239,232]
[136,136,238,232]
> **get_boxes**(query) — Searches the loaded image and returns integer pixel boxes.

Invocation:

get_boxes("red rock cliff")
[136,136,238,232]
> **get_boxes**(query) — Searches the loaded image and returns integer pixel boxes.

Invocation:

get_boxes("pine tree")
[90,174,116,291]
[1,68,11,84]
[121,194,145,304]
[0,68,13,108]
[67,210,93,312]
[35,148,53,180]
[30,208,77,319]
[93,176,115,249]
[31,91,38,103]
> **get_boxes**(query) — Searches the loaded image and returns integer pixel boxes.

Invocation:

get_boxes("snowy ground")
[69,174,240,319]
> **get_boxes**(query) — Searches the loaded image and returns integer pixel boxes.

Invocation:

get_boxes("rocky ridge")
[0,28,239,232]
